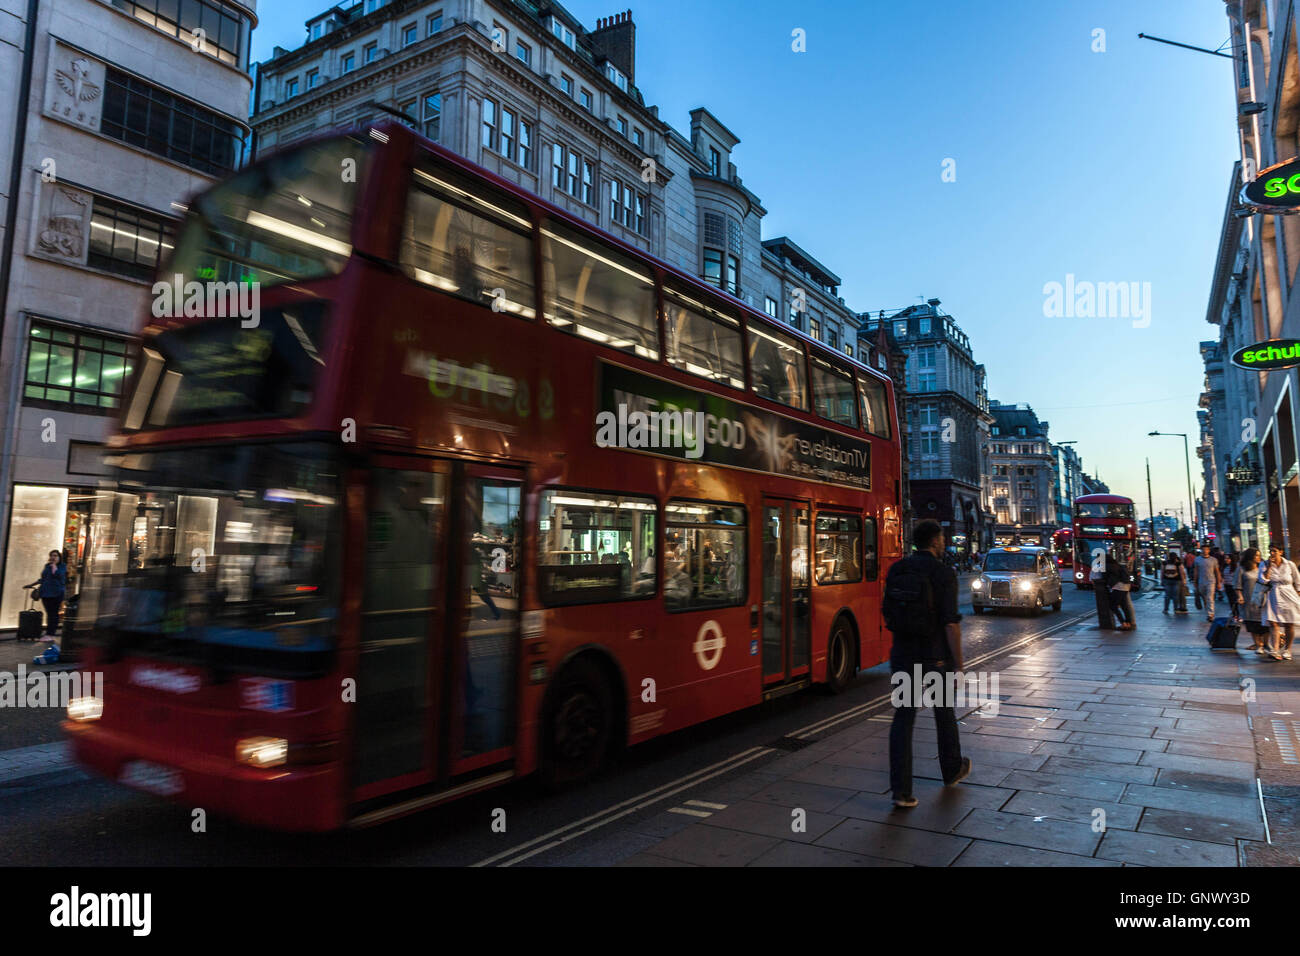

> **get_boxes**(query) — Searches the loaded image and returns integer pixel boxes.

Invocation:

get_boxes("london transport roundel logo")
[693,620,725,671]
[1231,339,1300,371]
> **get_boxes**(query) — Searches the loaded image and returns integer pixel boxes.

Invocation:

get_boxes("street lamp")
[1150,431,1196,542]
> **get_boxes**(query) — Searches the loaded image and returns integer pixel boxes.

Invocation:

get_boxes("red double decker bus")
[1051,527,1073,571]
[64,123,903,830]
[1071,494,1137,588]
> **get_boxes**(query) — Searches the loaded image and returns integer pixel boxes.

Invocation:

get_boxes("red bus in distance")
[1071,494,1137,588]
[1051,527,1073,571]
[64,123,904,831]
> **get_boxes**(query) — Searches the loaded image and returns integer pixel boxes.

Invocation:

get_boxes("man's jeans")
[1199,585,1216,619]
[1163,582,1181,612]
[889,657,964,798]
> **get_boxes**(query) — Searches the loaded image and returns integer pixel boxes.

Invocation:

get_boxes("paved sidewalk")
[599,586,1292,867]
[0,635,75,674]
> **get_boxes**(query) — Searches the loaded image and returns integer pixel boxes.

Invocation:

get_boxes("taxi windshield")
[984,551,1037,572]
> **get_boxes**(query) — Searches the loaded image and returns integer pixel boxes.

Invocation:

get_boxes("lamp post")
[1149,431,1197,543]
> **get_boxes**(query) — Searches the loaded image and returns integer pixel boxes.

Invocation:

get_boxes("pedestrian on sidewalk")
[1237,548,1268,652]
[1223,551,1241,620]
[1194,543,1223,623]
[1259,544,1300,661]
[27,550,66,639]
[1105,547,1137,631]
[1161,549,1188,614]
[882,519,971,809]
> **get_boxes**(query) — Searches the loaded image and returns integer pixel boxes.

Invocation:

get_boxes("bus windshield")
[79,442,340,669]
[1075,502,1133,519]
[166,135,371,288]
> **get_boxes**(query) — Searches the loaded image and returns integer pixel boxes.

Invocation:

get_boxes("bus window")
[857,373,892,439]
[168,134,369,288]
[541,220,657,360]
[664,501,745,611]
[664,286,744,389]
[863,516,878,580]
[402,165,535,317]
[813,513,862,584]
[748,324,807,410]
[537,489,656,605]
[810,355,858,428]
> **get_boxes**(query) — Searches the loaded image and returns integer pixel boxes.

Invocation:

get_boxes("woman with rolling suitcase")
[27,550,67,640]
[1237,548,1268,653]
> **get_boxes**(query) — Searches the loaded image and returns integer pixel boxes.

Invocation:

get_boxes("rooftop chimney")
[589,10,636,85]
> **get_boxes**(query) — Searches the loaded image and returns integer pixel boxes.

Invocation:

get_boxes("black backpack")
[883,555,939,641]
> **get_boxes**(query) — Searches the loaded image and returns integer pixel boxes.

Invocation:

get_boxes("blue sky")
[253,1,1237,522]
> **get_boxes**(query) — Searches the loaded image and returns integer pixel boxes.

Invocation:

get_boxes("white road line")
[470,746,773,868]
[1258,778,1272,845]
[667,807,712,818]
[685,799,726,810]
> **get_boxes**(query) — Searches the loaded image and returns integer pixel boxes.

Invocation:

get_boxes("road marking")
[685,799,726,810]
[0,742,73,783]
[1271,719,1297,765]
[1258,778,1273,845]
[471,746,773,867]
[668,807,712,818]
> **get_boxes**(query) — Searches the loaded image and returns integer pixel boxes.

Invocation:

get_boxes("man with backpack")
[883,519,972,809]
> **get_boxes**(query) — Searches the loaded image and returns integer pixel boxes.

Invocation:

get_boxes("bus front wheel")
[540,658,615,790]
[824,617,857,694]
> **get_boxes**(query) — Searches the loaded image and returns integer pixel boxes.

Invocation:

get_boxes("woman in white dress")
[1258,544,1300,660]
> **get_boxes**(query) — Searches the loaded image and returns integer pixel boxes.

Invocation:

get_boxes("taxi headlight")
[971,578,984,590]
[1017,579,1035,592]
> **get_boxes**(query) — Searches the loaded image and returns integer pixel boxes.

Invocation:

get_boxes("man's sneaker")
[892,793,918,808]
[945,757,973,787]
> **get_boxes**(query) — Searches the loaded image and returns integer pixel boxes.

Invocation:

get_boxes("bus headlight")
[971,578,984,590]
[67,697,103,722]
[1017,579,1034,592]
[1075,571,1084,580]
[236,737,288,769]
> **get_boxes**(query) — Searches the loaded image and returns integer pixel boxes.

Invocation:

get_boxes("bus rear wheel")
[540,658,614,790]
[824,618,856,694]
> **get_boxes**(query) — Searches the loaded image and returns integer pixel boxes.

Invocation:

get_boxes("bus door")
[761,498,811,686]
[353,457,451,799]
[353,458,522,799]
[445,464,523,779]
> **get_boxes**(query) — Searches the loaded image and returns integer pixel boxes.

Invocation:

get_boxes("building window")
[552,144,590,202]
[561,73,574,97]
[844,345,853,358]
[428,13,443,35]
[109,0,250,68]
[422,91,441,139]
[552,143,564,189]
[633,128,644,149]
[365,0,383,12]
[341,52,355,73]
[567,151,579,196]
[809,318,821,340]
[765,296,778,317]
[789,300,800,326]
[709,147,720,176]
[403,23,418,46]
[919,317,931,334]
[307,69,319,89]
[87,195,176,281]
[703,248,722,288]
[516,41,531,65]
[828,328,838,349]
[518,119,533,170]
[311,22,322,41]
[364,42,379,63]
[604,181,645,236]
[606,64,627,91]
[582,159,594,205]
[500,107,514,158]
[24,323,137,414]
[617,115,628,137]
[398,99,417,129]
[285,77,299,98]
[100,69,243,176]
[550,16,576,49]
[482,97,497,149]
[580,88,593,110]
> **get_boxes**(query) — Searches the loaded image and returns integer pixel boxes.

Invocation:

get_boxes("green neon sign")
[1232,339,1300,370]
[1244,158,1300,209]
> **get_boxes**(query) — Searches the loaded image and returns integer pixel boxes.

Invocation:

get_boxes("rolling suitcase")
[17,589,43,641]
[1206,616,1240,650]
